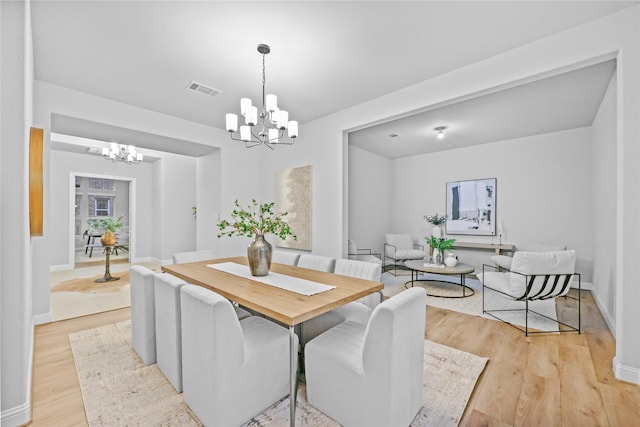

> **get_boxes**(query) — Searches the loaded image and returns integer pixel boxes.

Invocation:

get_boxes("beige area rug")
[50,262,159,322]
[70,321,488,427]
[382,271,564,332]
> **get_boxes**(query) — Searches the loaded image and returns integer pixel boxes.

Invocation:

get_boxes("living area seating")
[130,265,156,365]
[478,249,580,336]
[491,241,566,270]
[305,287,427,426]
[180,284,295,426]
[347,238,381,264]
[301,258,382,346]
[383,234,427,275]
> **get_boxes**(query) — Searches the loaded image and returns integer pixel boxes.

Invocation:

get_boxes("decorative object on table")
[217,199,296,276]
[424,213,446,238]
[191,205,197,217]
[444,251,458,267]
[445,178,496,236]
[87,215,124,246]
[426,236,456,265]
[275,165,312,250]
[224,43,299,149]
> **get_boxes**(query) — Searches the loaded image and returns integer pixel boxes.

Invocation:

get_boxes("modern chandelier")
[102,142,143,164]
[225,44,298,149]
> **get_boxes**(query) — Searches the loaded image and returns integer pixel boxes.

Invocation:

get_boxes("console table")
[451,242,515,255]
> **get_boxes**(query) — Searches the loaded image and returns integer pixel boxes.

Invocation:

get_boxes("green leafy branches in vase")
[217,199,297,276]
[424,213,446,238]
[426,236,456,264]
[87,215,124,246]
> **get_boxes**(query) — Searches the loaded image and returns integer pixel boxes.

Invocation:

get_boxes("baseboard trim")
[590,288,616,337]
[576,280,592,291]
[0,401,30,427]
[1,322,34,427]
[50,263,73,272]
[613,356,640,385]
[33,311,51,325]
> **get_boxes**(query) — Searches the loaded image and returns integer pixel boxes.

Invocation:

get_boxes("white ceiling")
[349,59,616,159]
[30,1,633,156]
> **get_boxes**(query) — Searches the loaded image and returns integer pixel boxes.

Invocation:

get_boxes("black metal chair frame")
[383,242,425,276]
[481,263,581,336]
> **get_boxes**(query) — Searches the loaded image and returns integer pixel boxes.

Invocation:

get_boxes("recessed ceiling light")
[388,133,402,138]
[434,126,447,139]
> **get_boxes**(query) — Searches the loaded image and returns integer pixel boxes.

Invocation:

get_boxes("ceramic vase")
[444,252,458,267]
[247,234,272,276]
[431,225,443,238]
[101,230,117,246]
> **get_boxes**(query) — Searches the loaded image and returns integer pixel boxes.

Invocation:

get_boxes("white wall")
[0,0,34,425]
[348,145,392,254]
[48,150,154,268]
[591,73,617,334]
[385,127,593,278]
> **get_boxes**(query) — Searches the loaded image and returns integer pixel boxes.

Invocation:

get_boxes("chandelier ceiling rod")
[225,44,298,149]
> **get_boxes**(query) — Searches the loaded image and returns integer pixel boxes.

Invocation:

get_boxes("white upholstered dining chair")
[305,287,427,427]
[153,272,188,392]
[301,258,382,346]
[172,249,214,264]
[180,284,295,426]
[296,254,335,272]
[130,265,156,365]
[271,250,301,266]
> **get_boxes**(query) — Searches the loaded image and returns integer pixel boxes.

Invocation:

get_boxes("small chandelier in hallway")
[102,143,143,164]
[225,44,298,149]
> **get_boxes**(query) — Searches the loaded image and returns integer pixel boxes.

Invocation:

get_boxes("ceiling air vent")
[186,81,222,97]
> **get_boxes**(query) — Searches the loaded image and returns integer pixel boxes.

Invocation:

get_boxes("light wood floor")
[29,291,639,426]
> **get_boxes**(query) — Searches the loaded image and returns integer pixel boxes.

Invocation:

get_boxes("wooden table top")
[161,256,384,326]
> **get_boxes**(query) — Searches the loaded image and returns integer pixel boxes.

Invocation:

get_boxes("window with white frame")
[88,195,115,217]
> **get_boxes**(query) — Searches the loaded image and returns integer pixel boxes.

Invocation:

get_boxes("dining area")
[130,252,427,426]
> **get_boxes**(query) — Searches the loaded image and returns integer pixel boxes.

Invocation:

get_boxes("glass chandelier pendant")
[102,142,143,164]
[225,44,299,149]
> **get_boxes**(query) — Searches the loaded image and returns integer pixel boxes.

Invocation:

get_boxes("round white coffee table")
[404,259,475,298]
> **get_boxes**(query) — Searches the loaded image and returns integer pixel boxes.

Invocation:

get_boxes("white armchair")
[491,242,566,270]
[479,249,580,336]
[180,284,295,426]
[383,234,427,275]
[347,238,382,265]
[305,287,426,427]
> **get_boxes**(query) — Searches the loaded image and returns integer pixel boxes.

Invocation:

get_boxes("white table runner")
[207,262,336,296]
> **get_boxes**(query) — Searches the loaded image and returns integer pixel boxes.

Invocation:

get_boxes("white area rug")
[69,321,487,427]
[382,271,561,332]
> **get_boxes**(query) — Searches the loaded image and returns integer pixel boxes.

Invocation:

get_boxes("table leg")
[289,325,297,427]
[461,273,465,297]
[95,246,120,283]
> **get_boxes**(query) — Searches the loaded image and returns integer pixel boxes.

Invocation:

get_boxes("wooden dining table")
[161,256,384,427]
